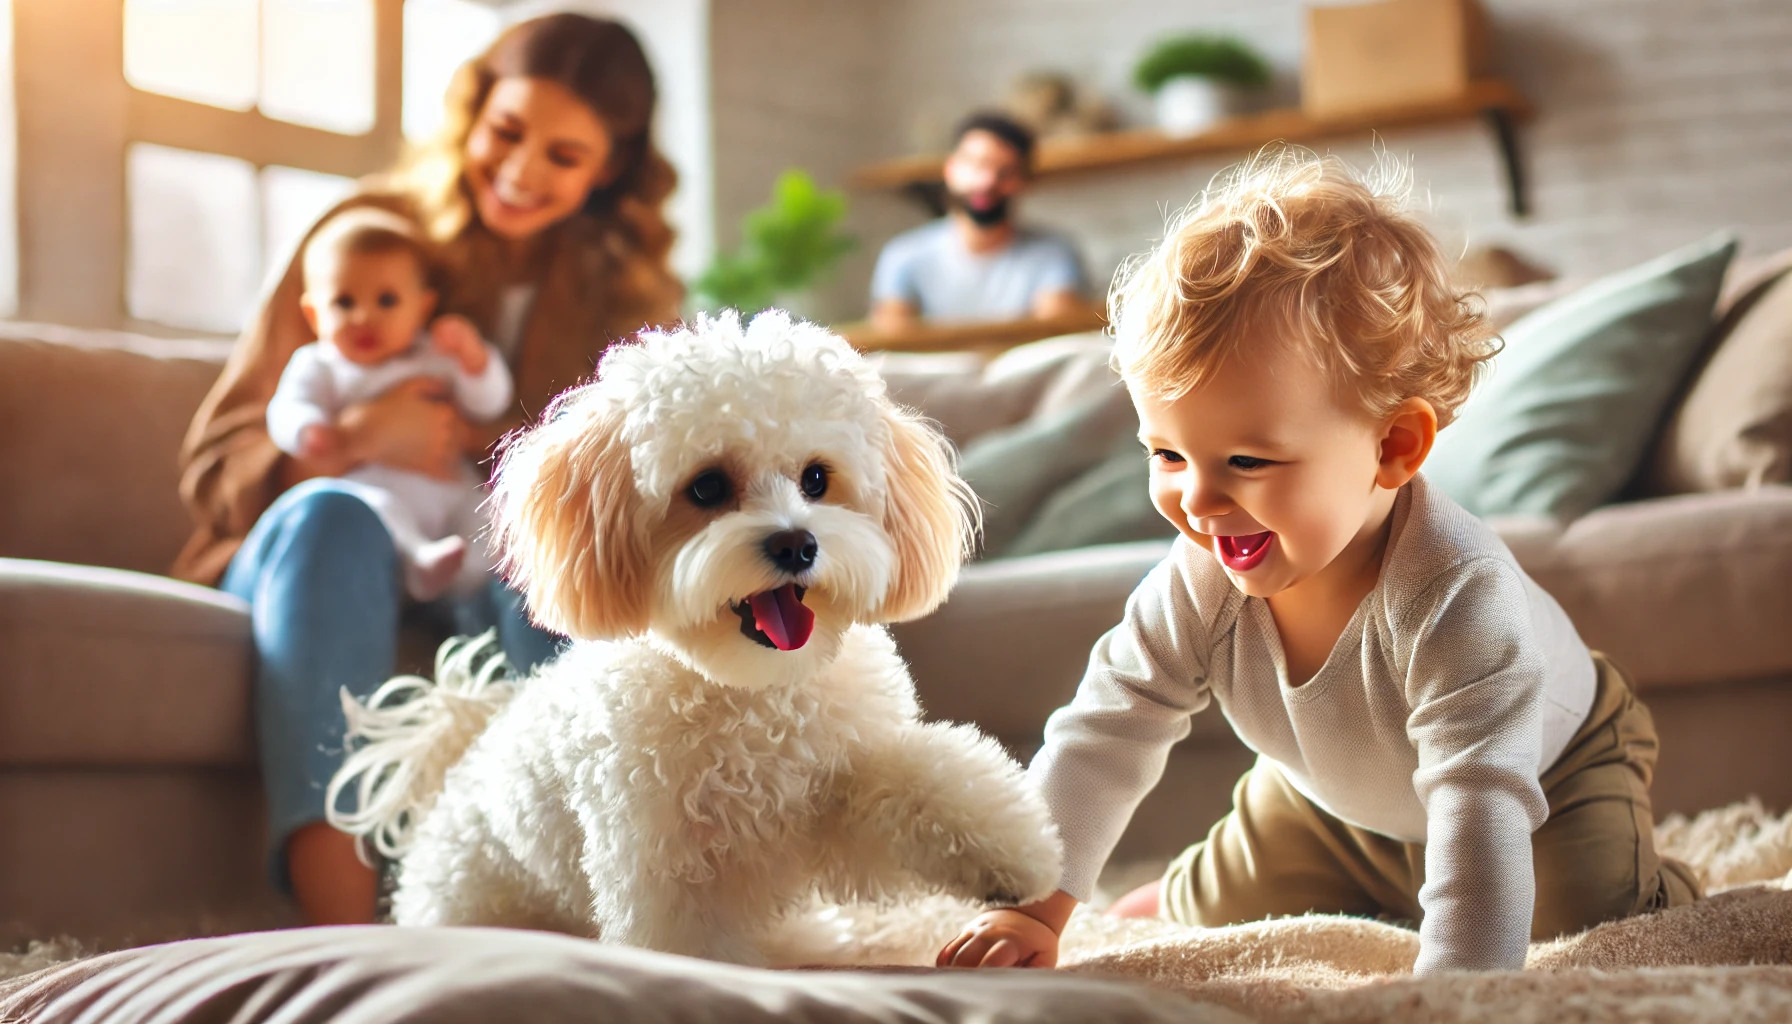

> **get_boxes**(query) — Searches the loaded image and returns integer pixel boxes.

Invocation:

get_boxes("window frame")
[120,0,405,333]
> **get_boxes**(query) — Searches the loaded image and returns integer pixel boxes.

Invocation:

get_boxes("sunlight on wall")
[404,0,502,140]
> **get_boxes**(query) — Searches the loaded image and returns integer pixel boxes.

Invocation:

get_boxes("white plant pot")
[1154,76,1233,137]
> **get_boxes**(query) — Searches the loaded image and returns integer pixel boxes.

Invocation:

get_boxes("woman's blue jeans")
[220,478,562,889]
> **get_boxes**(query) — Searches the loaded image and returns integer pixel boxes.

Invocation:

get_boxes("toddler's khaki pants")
[1161,653,1702,939]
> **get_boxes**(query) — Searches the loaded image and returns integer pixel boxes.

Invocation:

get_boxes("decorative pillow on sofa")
[957,384,1138,558]
[1645,259,1792,492]
[1002,446,1176,559]
[1427,233,1737,520]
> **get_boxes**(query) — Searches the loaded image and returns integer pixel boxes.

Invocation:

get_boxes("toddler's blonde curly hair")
[1110,148,1498,427]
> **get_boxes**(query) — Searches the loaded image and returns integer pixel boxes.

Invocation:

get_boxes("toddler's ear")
[491,385,650,639]
[1376,398,1439,490]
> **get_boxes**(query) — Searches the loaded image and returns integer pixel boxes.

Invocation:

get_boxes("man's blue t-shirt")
[870,220,1089,321]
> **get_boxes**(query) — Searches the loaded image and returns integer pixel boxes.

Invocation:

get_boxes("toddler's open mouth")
[733,584,814,651]
[1215,532,1274,572]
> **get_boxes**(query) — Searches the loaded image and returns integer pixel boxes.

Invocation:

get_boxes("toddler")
[266,207,513,600]
[940,151,1699,975]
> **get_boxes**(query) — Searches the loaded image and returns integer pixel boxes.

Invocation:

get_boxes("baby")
[266,207,513,600]
[941,151,1700,974]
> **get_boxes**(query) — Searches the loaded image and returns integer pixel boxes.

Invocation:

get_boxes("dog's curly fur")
[328,311,1062,963]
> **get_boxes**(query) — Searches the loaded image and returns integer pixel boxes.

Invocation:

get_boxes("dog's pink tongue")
[748,584,814,651]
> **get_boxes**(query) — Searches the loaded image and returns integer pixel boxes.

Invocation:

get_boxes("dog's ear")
[492,385,651,640]
[873,403,978,622]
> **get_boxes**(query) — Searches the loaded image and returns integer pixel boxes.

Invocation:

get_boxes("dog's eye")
[687,470,732,508]
[800,463,828,499]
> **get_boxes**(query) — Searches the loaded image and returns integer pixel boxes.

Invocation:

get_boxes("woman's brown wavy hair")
[396,13,681,327]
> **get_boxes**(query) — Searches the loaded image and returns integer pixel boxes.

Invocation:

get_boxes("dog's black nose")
[763,529,818,573]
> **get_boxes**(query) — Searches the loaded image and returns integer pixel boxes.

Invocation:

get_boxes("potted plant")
[691,169,856,319]
[1133,34,1272,137]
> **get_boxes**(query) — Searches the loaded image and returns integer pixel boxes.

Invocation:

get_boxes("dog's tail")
[326,630,519,860]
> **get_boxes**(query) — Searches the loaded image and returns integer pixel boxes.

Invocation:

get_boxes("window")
[124,0,259,112]
[261,0,378,134]
[403,0,502,141]
[126,144,262,334]
[124,0,374,133]
[120,0,394,333]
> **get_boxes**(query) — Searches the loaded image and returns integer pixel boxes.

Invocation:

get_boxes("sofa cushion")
[873,333,1115,450]
[1428,233,1737,520]
[1003,448,1175,559]
[0,324,227,575]
[0,558,252,767]
[1645,264,1792,493]
[1493,486,1792,690]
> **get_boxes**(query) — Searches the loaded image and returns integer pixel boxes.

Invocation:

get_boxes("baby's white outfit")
[1029,474,1597,973]
[266,336,514,599]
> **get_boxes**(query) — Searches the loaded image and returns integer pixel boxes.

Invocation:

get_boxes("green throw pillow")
[1428,233,1737,520]
[1002,447,1178,559]
[958,386,1136,557]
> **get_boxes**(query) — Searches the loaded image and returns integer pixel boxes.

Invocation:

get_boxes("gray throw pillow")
[1428,233,1737,520]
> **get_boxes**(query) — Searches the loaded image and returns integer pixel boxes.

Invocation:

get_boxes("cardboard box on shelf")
[1302,0,1489,118]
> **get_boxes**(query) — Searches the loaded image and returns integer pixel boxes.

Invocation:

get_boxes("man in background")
[870,113,1092,329]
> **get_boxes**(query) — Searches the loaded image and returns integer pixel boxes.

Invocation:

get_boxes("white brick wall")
[711,0,1792,321]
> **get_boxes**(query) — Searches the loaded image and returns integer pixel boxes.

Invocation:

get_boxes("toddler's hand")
[298,423,343,460]
[430,314,488,375]
[936,908,1061,969]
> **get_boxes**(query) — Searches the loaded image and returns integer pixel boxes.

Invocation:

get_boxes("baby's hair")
[1108,147,1498,427]
[301,207,437,293]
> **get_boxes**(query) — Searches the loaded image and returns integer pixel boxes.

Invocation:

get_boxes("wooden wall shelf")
[851,78,1535,215]
[838,308,1107,354]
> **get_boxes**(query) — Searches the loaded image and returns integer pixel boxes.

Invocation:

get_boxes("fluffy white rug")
[758,799,1792,1021]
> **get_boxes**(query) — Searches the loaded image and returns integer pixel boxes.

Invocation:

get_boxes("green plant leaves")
[1133,35,1271,92]
[692,169,857,316]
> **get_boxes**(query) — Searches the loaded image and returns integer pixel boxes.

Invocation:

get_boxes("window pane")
[261,0,376,134]
[127,144,262,333]
[123,0,258,111]
[263,165,357,270]
[403,0,501,141]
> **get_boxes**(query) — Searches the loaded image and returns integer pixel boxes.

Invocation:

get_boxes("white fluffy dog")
[327,311,1061,963]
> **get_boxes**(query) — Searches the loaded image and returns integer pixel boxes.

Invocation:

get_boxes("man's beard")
[951,190,1010,227]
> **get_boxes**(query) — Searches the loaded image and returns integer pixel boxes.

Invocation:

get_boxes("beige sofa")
[3,257,1791,942]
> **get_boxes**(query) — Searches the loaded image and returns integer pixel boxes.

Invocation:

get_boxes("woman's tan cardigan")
[172,190,681,585]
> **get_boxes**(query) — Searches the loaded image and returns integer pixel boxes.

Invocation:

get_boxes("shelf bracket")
[1483,106,1529,219]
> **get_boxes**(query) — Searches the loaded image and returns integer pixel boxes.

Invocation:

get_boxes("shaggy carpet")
[8,800,1792,1022]
[760,799,1792,1022]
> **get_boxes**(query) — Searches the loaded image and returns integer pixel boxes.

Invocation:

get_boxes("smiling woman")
[173,12,683,929]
